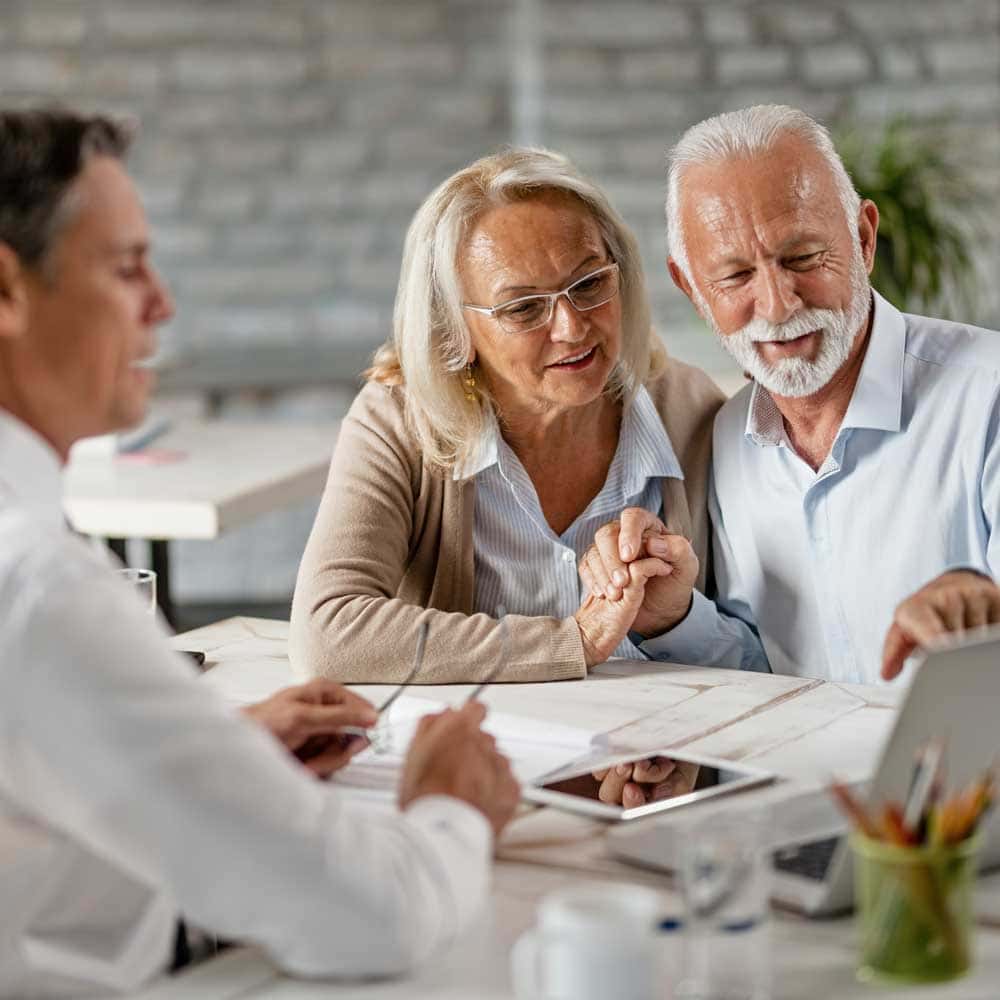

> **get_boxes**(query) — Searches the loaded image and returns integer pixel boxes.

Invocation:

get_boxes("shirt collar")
[0,408,65,527]
[744,290,905,446]
[453,408,500,481]
[454,385,684,484]
[840,290,905,434]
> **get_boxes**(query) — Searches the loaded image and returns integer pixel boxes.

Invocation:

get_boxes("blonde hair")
[367,146,662,470]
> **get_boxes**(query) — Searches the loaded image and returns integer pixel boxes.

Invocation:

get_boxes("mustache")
[738,308,840,344]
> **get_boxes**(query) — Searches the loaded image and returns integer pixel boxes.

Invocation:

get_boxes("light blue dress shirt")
[646,291,1000,684]
[460,386,683,659]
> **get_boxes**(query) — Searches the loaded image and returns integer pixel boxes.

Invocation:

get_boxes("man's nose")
[548,294,588,343]
[147,268,175,325]
[754,265,802,326]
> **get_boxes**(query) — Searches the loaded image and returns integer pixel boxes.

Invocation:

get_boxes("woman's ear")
[0,244,29,341]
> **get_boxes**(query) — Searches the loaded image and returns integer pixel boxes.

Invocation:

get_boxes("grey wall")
[2,0,997,603]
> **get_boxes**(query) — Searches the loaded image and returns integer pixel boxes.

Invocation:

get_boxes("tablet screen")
[526,749,773,820]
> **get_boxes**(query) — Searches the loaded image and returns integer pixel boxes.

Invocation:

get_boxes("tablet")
[523,748,775,821]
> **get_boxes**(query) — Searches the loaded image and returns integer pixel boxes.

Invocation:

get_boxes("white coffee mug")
[510,883,664,1000]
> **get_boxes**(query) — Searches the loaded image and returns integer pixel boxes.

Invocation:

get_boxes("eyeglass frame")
[461,261,620,335]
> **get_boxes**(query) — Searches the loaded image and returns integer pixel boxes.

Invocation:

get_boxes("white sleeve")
[636,590,770,671]
[10,551,491,979]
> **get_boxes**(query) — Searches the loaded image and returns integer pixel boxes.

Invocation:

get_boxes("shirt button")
[562,550,576,563]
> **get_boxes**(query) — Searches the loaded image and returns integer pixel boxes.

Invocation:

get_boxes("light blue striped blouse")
[455,387,683,659]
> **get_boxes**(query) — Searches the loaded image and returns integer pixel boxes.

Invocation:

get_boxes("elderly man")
[581,104,1000,686]
[0,108,518,997]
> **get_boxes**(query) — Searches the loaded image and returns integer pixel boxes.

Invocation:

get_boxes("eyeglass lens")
[494,266,618,334]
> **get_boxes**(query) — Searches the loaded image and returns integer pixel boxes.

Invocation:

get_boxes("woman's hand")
[574,556,673,666]
[579,508,699,639]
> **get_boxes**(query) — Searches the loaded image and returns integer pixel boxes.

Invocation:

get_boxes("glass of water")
[676,804,772,1000]
[115,568,157,617]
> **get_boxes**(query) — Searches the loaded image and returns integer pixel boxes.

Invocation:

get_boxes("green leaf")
[834,115,986,321]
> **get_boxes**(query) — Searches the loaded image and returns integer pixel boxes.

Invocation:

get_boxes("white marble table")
[144,617,1000,1000]
[64,419,337,621]
[64,419,337,540]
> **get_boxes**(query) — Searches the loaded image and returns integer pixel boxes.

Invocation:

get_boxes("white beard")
[700,252,872,399]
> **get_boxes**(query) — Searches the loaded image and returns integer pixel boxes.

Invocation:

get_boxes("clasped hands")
[573,507,697,668]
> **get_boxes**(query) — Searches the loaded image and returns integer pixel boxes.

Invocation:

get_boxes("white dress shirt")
[0,410,491,997]
[646,291,999,684]
[463,386,682,659]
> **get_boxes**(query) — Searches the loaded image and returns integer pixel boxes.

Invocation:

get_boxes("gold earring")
[463,362,477,402]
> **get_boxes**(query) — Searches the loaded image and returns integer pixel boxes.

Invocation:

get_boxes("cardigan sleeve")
[289,384,586,685]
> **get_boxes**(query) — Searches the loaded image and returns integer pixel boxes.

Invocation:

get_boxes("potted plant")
[835,116,984,322]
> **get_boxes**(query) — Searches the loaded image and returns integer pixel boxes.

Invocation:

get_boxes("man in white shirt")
[0,108,519,997]
[579,104,1000,686]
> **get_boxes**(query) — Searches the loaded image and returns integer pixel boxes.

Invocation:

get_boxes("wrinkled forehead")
[460,191,606,291]
[679,139,848,260]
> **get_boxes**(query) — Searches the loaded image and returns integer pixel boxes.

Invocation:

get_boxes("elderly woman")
[290,148,724,685]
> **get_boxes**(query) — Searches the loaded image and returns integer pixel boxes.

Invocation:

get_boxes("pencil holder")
[851,832,981,984]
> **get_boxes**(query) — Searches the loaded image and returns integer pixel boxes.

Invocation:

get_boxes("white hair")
[666,105,862,279]
[368,147,662,470]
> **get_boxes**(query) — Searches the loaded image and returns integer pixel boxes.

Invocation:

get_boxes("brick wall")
[2,0,996,602]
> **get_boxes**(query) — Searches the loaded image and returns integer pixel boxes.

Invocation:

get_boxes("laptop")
[608,627,1000,916]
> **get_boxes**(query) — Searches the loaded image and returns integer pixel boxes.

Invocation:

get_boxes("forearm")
[265,795,492,978]
[290,589,585,684]
[17,573,493,979]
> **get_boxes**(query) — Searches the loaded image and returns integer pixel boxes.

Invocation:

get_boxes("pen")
[334,622,430,752]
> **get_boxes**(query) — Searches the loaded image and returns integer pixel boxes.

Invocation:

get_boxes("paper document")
[332,694,600,801]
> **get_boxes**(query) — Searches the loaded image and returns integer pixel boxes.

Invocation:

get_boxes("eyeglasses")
[338,621,428,755]
[463,262,620,335]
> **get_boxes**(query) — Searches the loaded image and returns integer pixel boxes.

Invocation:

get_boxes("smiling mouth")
[759,329,822,347]
[548,345,597,368]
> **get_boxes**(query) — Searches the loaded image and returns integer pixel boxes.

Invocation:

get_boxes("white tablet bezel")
[522,747,776,821]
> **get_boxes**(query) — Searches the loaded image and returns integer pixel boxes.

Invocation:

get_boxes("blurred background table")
[64,420,337,624]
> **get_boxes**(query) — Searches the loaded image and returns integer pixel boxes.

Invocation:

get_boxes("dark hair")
[0,108,132,269]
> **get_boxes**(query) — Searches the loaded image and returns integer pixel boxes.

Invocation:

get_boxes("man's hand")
[592,757,699,808]
[579,508,699,639]
[243,679,377,778]
[881,571,1000,680]
[399,702,520,839]
[574,556,674,666]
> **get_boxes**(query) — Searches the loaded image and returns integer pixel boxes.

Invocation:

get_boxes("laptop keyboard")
[772,837,841,881]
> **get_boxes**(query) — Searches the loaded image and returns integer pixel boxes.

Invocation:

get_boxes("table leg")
[151,539,175,628]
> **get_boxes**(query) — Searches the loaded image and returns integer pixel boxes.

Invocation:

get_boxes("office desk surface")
[64,420,337,540]
[149,616,1000,1000]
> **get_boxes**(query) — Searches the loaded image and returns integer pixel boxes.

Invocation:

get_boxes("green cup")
[851,831,981,985]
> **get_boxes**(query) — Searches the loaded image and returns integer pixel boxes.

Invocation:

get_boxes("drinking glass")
[676,805,772,1000]
[115,568,157,617]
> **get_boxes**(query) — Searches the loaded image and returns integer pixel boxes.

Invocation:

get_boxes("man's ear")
[667,257,694,301]
[857,200,880,275]
[0,244,29,340]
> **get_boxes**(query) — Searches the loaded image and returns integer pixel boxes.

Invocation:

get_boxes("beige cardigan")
[290,360,725,685]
